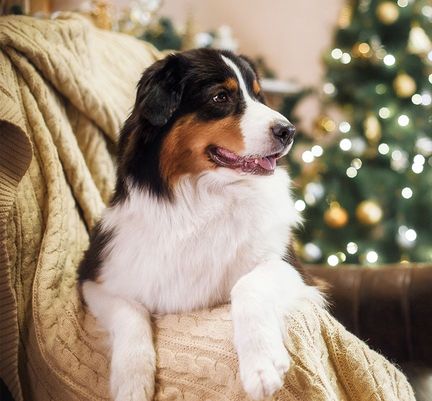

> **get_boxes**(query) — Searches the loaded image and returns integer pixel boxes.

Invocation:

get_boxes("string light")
[339,138,352,151]
[397,0,408,7]
[346,242,358,254]
[303,243,322,261]
[413,154,425,165]
[336,252,346,262]
[412,163,424,174]
[295,199,306,211]
[346,166,358,178]
[339,121,351,133]
[378,143,390,155]
[323,82,336,95]
[422,5,432,19]
[351,137,366,156]
[411,94,422,105]
[416,137,432,156]
[327,254,339,266]
[366,250,378,263]
[376,84,387,94]
[429,74,432,84]
[428,50,432,62]
[351,158,362,169]
[421,92,432,106]
[378,107,391,118]
[302,150,314,163]
[383,54,396,66]
[397,225,417,248]
[397,114,409,126]
[311,145,323,157]
[331,48,343,59]
[401,187,413,199]
[341,53,351,64]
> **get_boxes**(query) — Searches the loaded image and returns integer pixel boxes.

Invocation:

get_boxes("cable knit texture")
[0,14,415,401]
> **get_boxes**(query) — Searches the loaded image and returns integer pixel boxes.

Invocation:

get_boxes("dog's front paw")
[239,343,290,400]
[110,345,155,401]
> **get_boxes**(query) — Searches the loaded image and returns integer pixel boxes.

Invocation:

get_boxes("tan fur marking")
[225,78,239,92]
[160,114,244,186]
[253,80,261,95]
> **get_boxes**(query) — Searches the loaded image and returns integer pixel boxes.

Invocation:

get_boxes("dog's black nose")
[271,122,296,145]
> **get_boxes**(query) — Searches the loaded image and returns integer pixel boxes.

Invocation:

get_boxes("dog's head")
[116,48,295,199]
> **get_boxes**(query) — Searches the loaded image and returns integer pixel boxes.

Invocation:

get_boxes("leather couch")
[307,264,432,401]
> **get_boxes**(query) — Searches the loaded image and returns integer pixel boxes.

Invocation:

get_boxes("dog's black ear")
[135,53,185,127]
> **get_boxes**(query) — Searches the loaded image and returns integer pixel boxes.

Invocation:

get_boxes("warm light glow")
[346,242,358,254]
[366,251,378,263]
[331,48,343,59]
[422,93,432,106]
[346,167,358,178]
[398,114,409,126]
[358,42,370,54]
[383,54,396,66]
[302,151,314,163]
[341,53,351,64]
[295,200,306,211]
[311,145,323,157]
[401,187,413,199]
[411,94,422,105]
[351,158,362,169]
[323,82,336,95]
[405,229,417,242]
[378,107,390,119]
[378,143,390,155]
[339,121,351,133]
[327,255,339,266]
[397,0,408,7]
[412,163,424,174]
[414,154,425,165]
[339,138,352,151]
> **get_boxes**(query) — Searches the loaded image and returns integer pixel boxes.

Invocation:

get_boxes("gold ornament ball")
[356,200,383,225]
[324,202,349,229]
[393,73,417,98]
[376,2,399,25]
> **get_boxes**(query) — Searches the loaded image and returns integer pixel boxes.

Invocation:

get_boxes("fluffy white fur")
[82,55,323,401]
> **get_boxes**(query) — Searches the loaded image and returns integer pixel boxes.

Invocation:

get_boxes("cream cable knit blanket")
[0,14,415,401]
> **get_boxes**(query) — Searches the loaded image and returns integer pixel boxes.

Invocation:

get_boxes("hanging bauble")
[408,24,432,55]
[356,200,383,225]
[324,202,349,228]
[393,73,417,98]
[364,113,381,143]
[376,2,399,25]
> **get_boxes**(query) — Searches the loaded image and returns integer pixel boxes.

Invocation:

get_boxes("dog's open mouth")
[208,146,283,175]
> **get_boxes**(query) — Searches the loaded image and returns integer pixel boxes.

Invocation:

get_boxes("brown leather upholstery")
[306,264,432,401]
[305,264,432,365]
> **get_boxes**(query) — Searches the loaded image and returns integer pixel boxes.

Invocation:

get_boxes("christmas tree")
[292,0,432,266]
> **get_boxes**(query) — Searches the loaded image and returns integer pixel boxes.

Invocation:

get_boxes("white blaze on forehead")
[221,55,254,103]
[221,54,289,156]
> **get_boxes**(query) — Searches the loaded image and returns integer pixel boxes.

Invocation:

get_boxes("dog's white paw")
[110,345,155,401]
[239,343,290,400]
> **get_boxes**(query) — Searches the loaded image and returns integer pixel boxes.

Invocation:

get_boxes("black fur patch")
[77,222,113,284]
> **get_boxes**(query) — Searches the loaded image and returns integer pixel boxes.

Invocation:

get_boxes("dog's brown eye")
[213,91,228,103]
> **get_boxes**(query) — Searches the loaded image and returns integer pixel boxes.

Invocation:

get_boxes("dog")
[78,48,323,401]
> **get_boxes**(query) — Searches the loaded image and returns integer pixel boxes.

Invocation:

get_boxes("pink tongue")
[256,156,276,171]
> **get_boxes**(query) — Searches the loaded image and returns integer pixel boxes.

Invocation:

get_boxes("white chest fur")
[98,168,299,314]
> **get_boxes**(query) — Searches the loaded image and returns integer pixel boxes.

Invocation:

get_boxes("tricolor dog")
[79,48,323,401]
